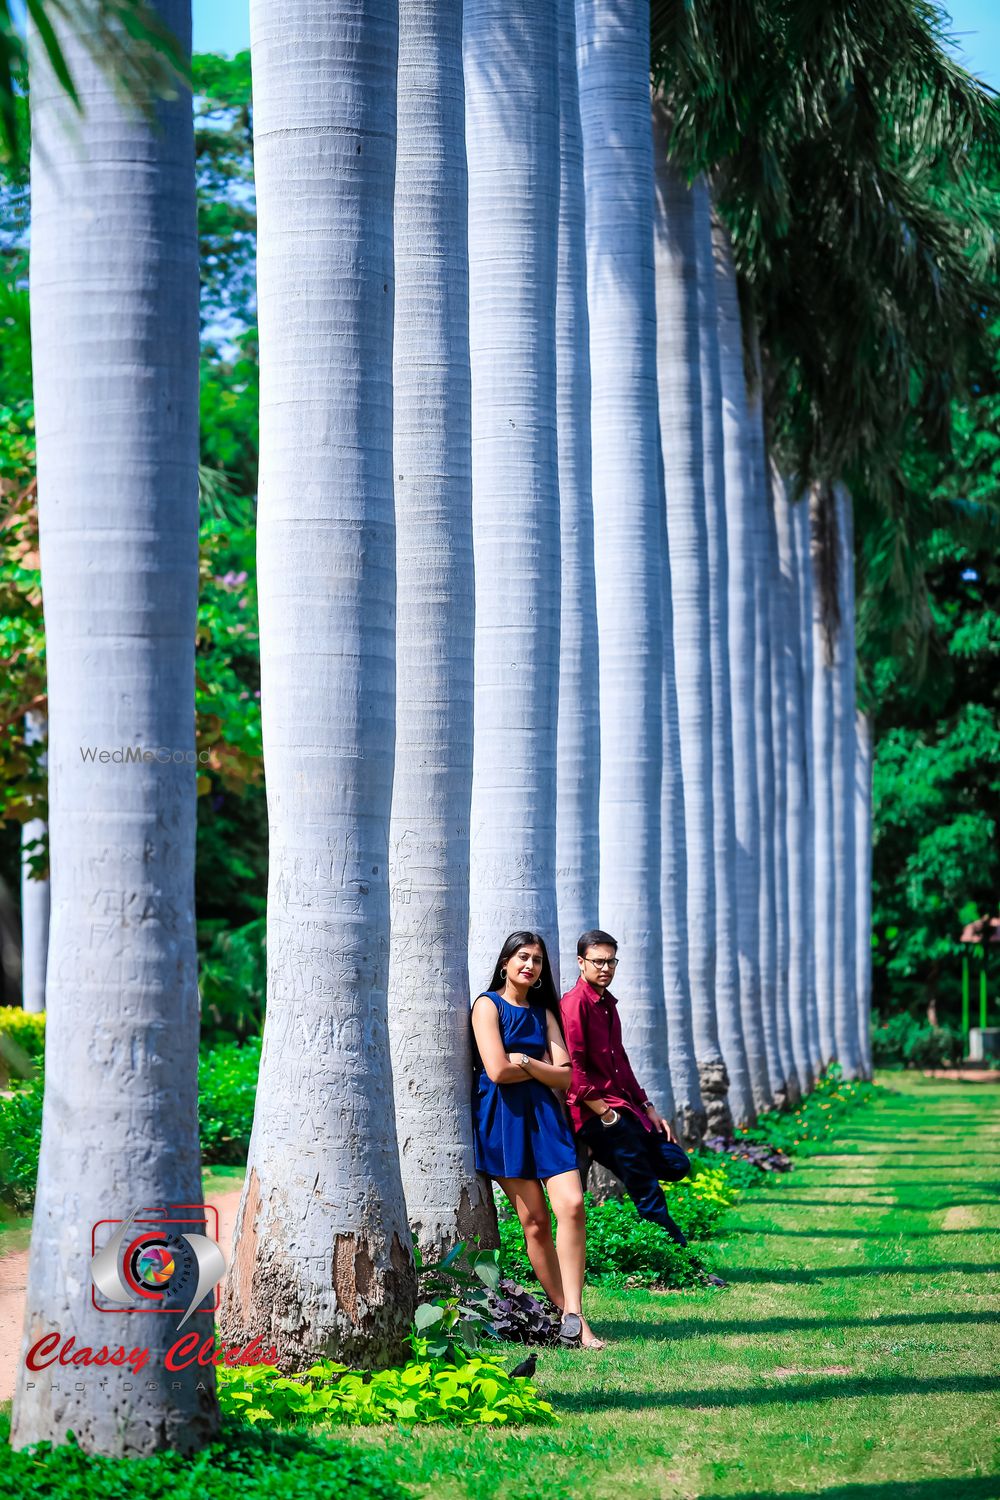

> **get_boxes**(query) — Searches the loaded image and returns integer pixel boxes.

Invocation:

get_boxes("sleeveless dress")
[470,991,579,1180]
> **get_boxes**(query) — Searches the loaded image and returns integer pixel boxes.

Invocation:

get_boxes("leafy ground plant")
[0,1414,411,1499]
[216,1355,556,1429]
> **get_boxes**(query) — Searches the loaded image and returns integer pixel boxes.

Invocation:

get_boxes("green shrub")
[498,1190,710,1290]
[0,1009,46,1080]
[735,1066,879,1159]
[217,1355,556,1429]
[0,1070,43,1209]
[198,916,267,1045]
[0,1036,259,1211]
[198,1037,261,1164]
[0,1412,410,1498]
[871,1010,963,1069]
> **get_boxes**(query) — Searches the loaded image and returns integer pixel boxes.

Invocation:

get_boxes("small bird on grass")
[509,1352,538,1379]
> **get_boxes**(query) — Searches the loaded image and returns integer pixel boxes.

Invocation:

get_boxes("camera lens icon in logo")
[131,1240,176,1290]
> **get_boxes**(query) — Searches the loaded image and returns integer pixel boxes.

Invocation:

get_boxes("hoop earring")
[500,967,507,980]
[532,978,542,990]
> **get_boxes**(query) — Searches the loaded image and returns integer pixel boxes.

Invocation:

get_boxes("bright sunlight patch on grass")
[352,1073,1000,1498]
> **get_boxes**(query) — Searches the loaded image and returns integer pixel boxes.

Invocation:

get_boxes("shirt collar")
[575,975,617,1006]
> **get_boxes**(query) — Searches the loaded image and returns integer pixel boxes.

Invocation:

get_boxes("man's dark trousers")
[579,1109,691,1244]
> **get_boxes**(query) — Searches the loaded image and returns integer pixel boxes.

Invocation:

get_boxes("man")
[560,928,691,1246]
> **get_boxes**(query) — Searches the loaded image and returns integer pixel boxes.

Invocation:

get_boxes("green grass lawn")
[358,1073,1000,1499]
[2,1074,998,1497]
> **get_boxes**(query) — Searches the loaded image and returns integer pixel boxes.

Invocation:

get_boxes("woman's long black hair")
[485,930,561,1018]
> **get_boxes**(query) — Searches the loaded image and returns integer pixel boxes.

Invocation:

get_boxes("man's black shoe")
[663,1214,688,1248]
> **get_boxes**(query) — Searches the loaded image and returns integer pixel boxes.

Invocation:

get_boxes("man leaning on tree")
[560,929,692,1246]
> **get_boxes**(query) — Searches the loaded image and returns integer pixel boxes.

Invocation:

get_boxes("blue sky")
[193,1,998,85]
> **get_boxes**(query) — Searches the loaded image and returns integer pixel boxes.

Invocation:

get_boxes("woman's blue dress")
[471,991,580,1180]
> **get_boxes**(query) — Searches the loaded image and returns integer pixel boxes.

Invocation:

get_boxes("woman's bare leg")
[545,1170,605,1349]
[495,1176,564,1309]
[543,1170,585,1314]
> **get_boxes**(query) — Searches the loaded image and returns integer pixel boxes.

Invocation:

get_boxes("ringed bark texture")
[388,0,496,1258]
[652,123,729,1136]
[774,480,815,1094]
[464,0,562,993]
[577,0,671,1107]
[555,0,600,988]
[712,214,774,1114]
[12,0,215,1455]
[219,0,416,1367]
[692,179,754,1127]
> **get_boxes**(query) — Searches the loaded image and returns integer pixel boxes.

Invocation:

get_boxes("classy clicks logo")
[90,1204,226,1329]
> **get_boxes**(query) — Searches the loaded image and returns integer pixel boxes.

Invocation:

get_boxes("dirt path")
[0,1188,245,1403]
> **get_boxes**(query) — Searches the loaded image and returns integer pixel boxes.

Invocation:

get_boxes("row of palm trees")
[12,0,959,1459]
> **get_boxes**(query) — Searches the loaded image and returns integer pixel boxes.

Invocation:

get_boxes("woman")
[471,930,604,1349]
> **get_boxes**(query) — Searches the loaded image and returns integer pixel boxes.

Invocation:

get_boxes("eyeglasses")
[584,957,618,970]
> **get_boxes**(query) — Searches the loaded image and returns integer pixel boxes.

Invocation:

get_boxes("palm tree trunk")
[576,0,671,1110]
[692,179,755,1128]
[766,477,800,1106]
[657,442,698,1140]
[219,0,416,1367]
[810,482,838,1067]
[556,0,600,989]
[711,211,774,1114]
[832,486,862,1077]
[793,492,824,1080]
[20,709,49,1013]
[855,708,875,1079]
[12,0,215,1455]
[774,480,815,1094]
[744,327,792,1109]
[388,0,496,1259]
[652,122,729,1137]
[464,0,561,993]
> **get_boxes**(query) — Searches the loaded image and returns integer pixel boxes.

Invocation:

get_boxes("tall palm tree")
[774,478,815,1094]
[793,489,824,1079]
[656,438,696,1139]
[810,482,838,1066]
[555,0,599,989]
[19,708,48,1013]
[855,707,875,1079]
[576,0,671,1111]
[767,479,800,1103]
[464,0,561,993]
[692,178,755,1128]
[712,211,774,1114]
[652,117,730,1135]
[12,0,215,1455]
[744,321,797,1108]
[219,0,416,1367]
[387,0,495,1260]
[832,485,862,1077]
[747,379,789,1108]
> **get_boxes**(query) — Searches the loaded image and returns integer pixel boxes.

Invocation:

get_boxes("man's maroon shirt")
[559,974,654,1135]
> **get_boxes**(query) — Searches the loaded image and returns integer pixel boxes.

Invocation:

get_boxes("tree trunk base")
[697,1057,733,1136]
[673,1101,706,1150]
[582,1158,625,1202]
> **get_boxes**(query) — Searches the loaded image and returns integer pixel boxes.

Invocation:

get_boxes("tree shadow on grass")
[739,1198,998,1210]
[595,1308,1000,1343]
[562,1373,999,1414]
[724,1227,995,1238]
[720,1263,999,1285]
[704,1478,1000,1499]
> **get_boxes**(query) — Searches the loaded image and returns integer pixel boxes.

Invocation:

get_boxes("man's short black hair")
[577,929,618,957]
